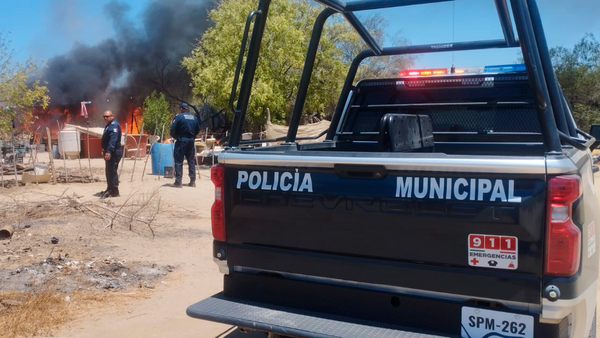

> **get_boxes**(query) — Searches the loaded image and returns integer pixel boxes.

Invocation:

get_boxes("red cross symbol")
[471,258,479,265]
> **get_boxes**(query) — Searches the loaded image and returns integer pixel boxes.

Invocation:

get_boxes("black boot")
[172,181,182,188]
[95,189,108,197]
[188,180,196,187]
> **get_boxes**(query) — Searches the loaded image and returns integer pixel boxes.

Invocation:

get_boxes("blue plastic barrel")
[151,143,174,175]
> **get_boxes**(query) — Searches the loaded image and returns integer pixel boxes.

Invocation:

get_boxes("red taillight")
[211,165,226,242]
[545,175,582,277]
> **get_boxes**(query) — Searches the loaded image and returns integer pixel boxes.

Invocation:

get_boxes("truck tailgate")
[221,153,547,304]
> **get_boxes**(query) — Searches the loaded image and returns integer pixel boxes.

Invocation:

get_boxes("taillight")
[545,175,582,277]
[211,165,226,242]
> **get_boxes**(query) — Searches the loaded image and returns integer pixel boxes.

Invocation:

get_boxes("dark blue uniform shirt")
[102,120,122,155]
[170,112,200,140]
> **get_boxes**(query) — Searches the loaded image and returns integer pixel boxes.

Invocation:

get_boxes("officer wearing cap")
[170,103,200,187]
[100,110,122,197]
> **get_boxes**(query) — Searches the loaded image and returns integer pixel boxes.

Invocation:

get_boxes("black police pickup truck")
[187,1,600,337]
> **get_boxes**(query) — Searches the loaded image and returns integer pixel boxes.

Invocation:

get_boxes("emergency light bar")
[398,68,448,77]
[398,64,526,77]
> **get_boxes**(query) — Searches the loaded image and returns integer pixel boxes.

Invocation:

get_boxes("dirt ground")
[0,156,253,338]
[1,154,599,338]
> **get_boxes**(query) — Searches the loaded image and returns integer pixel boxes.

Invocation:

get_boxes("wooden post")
[1,151,4,188]
[170,140,175,179]
[57,121,67,183]
[77,149,83,175]
[194,139,200,180]
[31,131,38,186]
[130,123,144,182]
[28,139,33,165]
[156,124,165,180]
[141,126,157,182]
[33,127,41,164]
[11,133,18,185]
[86,120,93,180]
[46,127,57,184]
[35,129,42,185]
[118,123,128,178]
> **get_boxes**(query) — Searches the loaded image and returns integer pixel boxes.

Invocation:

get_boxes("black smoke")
[42,0,213,124]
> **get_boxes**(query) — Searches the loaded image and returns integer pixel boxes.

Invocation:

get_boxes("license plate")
[461,307,533,338]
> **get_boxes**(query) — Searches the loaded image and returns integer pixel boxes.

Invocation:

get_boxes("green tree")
[550,33,600,131]
[0,32,50,136]
[183,0,412,129]
[142,91,173,136]
[335,15,415,81]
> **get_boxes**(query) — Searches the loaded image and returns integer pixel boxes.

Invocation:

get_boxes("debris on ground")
[1,163,34,176]
[54,168,100,184]
[0,254,174,292]
[0,179,25,189]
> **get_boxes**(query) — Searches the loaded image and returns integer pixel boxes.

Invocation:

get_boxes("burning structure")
[35,0,214,139]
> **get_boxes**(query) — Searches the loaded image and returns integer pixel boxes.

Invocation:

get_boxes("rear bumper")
[187,272,568,337]
[187,293,448,338]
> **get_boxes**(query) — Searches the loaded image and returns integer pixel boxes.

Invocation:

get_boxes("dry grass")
[0,283,147,338]
[0,286,70,338]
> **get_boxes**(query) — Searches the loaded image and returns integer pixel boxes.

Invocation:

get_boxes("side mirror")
[590,125,600,150]
[590,125,600,139]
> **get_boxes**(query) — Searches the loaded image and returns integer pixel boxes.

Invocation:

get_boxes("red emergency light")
[399,68,448,77]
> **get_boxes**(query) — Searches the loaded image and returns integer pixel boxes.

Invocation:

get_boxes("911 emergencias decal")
[468,234,518,270]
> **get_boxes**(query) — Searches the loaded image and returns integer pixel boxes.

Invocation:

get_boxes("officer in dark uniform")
[101,110,122,197]
[170,103,200,187]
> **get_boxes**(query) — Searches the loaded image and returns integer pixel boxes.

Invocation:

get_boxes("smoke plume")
[42,0,212,124]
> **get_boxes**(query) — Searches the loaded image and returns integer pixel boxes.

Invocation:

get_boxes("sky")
[1,0,599,70]
[366,0,600,68]
[0,0,150,63]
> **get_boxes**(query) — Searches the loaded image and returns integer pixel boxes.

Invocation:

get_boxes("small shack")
[63,124,147,159]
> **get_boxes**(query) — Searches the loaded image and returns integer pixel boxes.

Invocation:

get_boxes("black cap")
[179,103,189,109]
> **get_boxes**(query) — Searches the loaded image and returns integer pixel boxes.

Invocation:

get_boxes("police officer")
[101,110,122,197]
[170,103,200,188]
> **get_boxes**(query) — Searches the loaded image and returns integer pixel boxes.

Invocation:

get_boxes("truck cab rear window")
[338,74,541,137]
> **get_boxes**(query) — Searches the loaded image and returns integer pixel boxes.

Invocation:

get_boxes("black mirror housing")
[589,125,600,150]
[590,125,600,140]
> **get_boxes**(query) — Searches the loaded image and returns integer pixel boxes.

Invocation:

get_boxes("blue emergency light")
[483,64,527,73]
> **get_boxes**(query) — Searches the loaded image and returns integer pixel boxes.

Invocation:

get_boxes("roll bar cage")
[227,0,592,153]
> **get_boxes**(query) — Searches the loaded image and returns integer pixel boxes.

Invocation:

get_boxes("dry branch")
[0,189,162,237]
